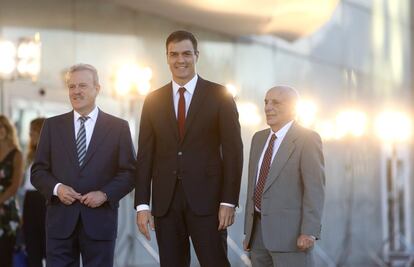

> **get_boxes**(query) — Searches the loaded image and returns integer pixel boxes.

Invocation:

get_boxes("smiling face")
[264,87,298,132]
[67,70,100,115]
[167,39,199,86]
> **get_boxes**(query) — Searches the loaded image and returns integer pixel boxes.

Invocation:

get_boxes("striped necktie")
[254,134,276,211]
[76,116,89,166]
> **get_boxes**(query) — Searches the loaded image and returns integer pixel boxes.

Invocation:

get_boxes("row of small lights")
[296,100,412,143]
[112,67,412,144]
[1,36,404,144]
[235,94,412,143]
[0,33,41,79]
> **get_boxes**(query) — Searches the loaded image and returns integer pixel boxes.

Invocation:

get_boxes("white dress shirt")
[53,106,99,196]
[255,120,294,185]
[136,75,234,212]
[172,74,198,118]
[23,163,36,191]
[254,121,293,213]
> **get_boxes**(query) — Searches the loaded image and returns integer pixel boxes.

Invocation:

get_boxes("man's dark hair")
[166,30,198,53]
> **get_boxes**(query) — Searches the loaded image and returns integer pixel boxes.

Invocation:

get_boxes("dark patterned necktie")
[76,116,89,166]
[254,134,277,211]
[178,87,186,141]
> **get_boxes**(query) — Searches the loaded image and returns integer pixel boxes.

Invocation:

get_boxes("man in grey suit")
[243,86,325,267]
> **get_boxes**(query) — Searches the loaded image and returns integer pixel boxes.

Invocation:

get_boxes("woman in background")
[0,115,24,267]
[22,118,46,267]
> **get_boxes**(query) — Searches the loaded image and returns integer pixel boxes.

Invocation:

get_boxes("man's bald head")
[264,86,300,132]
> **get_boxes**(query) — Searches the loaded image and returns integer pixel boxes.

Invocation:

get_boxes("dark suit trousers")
[46,217,115,267]
[23,190,46,267]
[0,234,16,267]
[154,180,230,267]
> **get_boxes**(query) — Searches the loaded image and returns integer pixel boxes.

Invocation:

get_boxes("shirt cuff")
[53,183,62,196]
[220,202,235,208]
[136,204,150,212]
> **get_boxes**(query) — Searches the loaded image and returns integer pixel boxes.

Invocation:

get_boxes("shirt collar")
[270,120,294,139]
[172,74,198,96]
[74,106,99,123]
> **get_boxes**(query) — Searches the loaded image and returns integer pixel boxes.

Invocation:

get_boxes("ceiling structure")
[111,0,340,41]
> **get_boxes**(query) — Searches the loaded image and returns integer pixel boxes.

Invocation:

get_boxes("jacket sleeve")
[31,119,59,201]
[134,95,155,208]
[218,91,244,206]
[300,131,325,239]
[100,120,136,206]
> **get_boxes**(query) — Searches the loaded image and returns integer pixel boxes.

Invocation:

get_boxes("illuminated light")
[225,83,238,98]
[17,41,40,59]
[17,36,41,77]
[140,67,153,81]
[0,41,16,76]
[0,59,16,76]
[115,64,138,96]
[335,110,367,138]
[375,111,412,143]
[17,60,40,77]
[315,120,336,141]
[34,32,40,42]
[137,81,151,96]
[237,102,261,126]
[296,99,317,128]
[114,63,152,97]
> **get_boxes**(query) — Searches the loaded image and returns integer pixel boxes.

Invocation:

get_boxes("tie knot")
[269,134,276,143]
[79,116,89,123]
[178,87,186,95]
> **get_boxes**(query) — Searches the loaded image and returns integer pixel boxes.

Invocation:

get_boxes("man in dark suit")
[31,63,135,267]
[243,86,325,267]
[135,30,243,266]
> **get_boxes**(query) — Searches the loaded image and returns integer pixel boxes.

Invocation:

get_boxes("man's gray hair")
[65,63,100,86]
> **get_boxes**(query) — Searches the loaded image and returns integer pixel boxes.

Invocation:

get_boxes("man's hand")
[136,210,154,241]
[297,234,315,251]
[218,205,235,230]
[80,191,107,208]
[57,184,81,205]
[243,239,250,252]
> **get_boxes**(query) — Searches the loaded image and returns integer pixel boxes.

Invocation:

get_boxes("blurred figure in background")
[0,115,24,267]
[22,118,46,267]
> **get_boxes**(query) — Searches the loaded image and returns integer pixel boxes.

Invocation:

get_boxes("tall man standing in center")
[135,30,243,267]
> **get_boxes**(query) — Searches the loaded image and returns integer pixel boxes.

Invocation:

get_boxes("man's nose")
[177,54,185,62]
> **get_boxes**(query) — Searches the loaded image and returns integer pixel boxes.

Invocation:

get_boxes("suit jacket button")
[173,170,177,175]
[178,151,183,156]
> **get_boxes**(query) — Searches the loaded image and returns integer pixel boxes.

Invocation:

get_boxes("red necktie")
[254,134,276,211]
[178,87,186,141]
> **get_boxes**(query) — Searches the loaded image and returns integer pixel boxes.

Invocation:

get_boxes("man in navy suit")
[135,30,243,266]
[31,63,135,267]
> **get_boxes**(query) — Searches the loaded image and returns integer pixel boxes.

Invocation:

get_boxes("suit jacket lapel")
[250,130,270,193]
[58,112,79,169]
[182,77,208,141]
[81,110,111,168]
[164,83,180,141]
[264,122,300,193]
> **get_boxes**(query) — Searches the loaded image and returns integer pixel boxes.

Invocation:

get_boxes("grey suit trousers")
[250,215,314,267]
